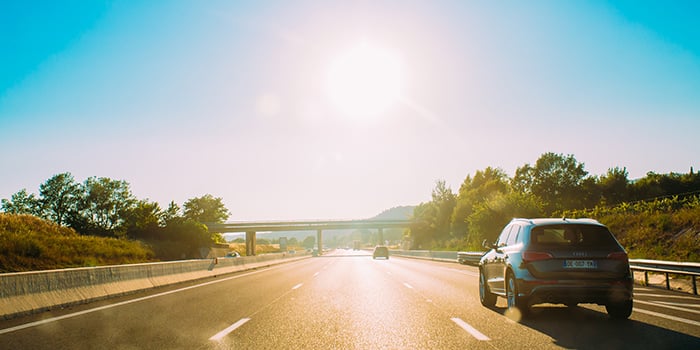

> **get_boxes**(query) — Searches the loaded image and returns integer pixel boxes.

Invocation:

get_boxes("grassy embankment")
[0,214,155,273]
[564,197,700,262]
[0,214,303,272]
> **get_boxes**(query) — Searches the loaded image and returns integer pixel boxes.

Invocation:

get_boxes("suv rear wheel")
[479,269,496,307]
[606,299,633,319]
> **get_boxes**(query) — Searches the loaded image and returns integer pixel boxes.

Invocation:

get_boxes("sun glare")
[327,43,401,119]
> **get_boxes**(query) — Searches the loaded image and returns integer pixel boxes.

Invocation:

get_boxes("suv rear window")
[530,224,619,248]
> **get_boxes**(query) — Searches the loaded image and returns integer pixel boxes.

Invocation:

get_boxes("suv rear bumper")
[518,277,633,305]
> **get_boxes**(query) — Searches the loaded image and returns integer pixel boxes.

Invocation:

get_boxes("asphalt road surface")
[1,250,699,349]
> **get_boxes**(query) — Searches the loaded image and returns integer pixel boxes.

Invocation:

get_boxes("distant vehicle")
[479,218,633,319]
[312,248,319,257]
[372,246,389,259]
[225,251,241,258]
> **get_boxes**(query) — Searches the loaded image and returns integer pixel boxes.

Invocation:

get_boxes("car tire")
[479,269,497,307]
[506,272,529,317]
[606,299,632,319]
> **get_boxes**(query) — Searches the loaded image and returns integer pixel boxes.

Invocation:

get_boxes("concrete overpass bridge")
[205,219,414,256]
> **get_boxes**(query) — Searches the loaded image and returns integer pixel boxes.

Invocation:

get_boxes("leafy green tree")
[122,200,163,240]
[161,201,182,225]
[431,180,456,241]
[598,167,630,205]
[183,194,230,224]
[302,235,316,248]
[408,180,455,248]
[468,192,544,246]
[39,173,81,226]
[1,189,41,215]
[512,153,589,213]
[451,167,510,238]
[70,177,136,236]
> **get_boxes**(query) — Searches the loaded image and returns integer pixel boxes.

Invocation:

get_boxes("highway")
[1,250,699,349]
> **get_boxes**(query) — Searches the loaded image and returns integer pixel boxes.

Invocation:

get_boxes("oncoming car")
[479,218,633,319]
[372,246,389,259]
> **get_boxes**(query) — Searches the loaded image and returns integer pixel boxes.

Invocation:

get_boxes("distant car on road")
[479,218,633,319]
[225,251,241,258]
[372,246,389,259]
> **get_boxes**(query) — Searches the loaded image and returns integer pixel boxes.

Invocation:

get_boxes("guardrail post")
[693,276,697,295]
[665,272,670,290]
[643,271,648,286]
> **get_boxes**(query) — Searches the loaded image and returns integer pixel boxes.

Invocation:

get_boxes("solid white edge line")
[635,300,700,315]
[0,267,273,335]
[292,283,303,290]
[634,308,700,327]
[209,318,251,341]
[451,317,491,341]
[635,293,699,300]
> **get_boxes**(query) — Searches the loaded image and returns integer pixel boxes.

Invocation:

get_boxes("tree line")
[1,173,231,259]
[409,152,700,250]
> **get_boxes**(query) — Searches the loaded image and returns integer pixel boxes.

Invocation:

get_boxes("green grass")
[561,197,700,262]
[0,214,155,272]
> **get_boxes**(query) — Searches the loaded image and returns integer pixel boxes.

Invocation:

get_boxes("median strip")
[450,317,491,341]
[209,318,251,341]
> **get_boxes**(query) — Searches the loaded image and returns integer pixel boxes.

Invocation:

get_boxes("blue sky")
[1,0,699,220]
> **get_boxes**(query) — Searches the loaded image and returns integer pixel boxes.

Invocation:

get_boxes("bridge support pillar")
[317,229,323,256]
[246,231,256,256]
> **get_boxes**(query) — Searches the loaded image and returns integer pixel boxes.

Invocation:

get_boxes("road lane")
[1,253,698,349]
[213,253,493,349]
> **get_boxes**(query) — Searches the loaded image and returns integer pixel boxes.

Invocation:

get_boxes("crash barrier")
[629,259,700,295]
[389,250,459,262]
[0,252,309,319]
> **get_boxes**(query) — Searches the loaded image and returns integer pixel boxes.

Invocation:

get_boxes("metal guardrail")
[394,250,700,295]
[629,259,700,295]
[457,251,484,265]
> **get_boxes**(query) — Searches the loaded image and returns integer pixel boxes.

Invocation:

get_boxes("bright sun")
[327,43,401,119]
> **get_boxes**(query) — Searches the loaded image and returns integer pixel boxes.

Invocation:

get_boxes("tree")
[431,180,456,242]
[161,201,181,225]
[597,167,630,205]
[408,180,455,248]
[512,153,589,213]
[122,200,163,240]
[70,177,137,236]
[183,194,230,223]
[39,173,81,226]
[302,235,316,248]
[451,167,510,239]
[1,189,41,215]
[467,192,543,246]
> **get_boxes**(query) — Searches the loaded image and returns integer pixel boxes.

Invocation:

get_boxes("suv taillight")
[523,251,553,263]
[607,251,628,261]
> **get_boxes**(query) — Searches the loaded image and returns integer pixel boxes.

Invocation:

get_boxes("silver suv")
[479,218,633,319]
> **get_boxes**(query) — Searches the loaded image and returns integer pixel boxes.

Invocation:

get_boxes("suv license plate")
[564,260,597,269]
